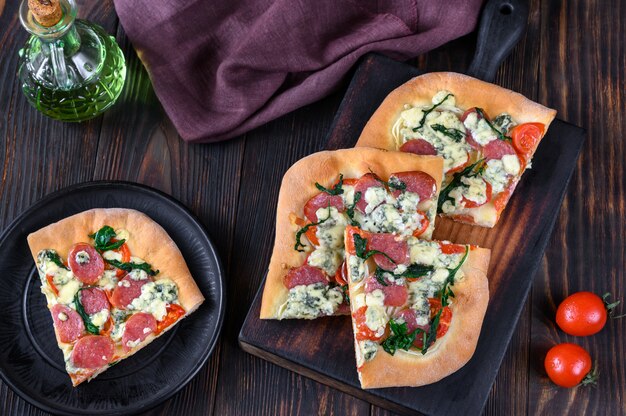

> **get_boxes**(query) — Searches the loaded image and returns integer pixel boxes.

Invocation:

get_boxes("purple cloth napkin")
[113,0,483,143]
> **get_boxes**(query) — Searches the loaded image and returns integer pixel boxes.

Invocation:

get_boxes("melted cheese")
[278,283,343,319]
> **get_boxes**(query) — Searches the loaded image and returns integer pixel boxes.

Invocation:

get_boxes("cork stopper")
[27,0,62,27]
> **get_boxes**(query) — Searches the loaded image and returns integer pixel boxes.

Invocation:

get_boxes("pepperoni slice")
[284,264,327,289]
[79,287,110,315]
[122,312,157,351]
[364,275,408,307]
[483,140,516,160]
[71,335,115,369]
[399,139,437,156]
[389,171,437,201]
[50,304,85,343]
[368,233,409,270]
[355,173,385,213]
[110,274,152,309]
[68,243,105,284]
[394,308,429,335]
[303,192,344,222]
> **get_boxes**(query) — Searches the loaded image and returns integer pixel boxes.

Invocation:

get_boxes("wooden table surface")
[0,0,624,415]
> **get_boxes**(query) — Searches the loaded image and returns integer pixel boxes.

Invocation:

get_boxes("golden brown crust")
[357,247,491,388]
[260,148,444,319]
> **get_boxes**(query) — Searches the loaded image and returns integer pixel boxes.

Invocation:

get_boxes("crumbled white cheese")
[57,312,68,321]
[102,250,122,262]
[75,250,90,264]
[278,283,343,319]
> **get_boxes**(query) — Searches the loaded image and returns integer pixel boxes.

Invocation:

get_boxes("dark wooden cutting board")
[239,52,585,416]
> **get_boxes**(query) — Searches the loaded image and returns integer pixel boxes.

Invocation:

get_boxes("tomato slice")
[334,261,348,286]
[114,242,131,277]
[345,226,369,255]
[99,315,114,337]
[460,180,492,208]
[156,304,186,335]
[412,213,430,237]
[429,298,452,338]
[46,274,59,296]
[439,242,466,255]
[294,216,319,246]
[511,123,545,156]
[353,306,386,342]
[342,178,358,186]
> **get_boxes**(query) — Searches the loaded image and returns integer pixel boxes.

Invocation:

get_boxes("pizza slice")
[260,148,444,320]
[355,72,557,227]
[27,208,204,386]
[344,225,490,388]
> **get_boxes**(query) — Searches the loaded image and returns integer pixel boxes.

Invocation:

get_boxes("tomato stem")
[580,365,599,387]
[602,292,624,318]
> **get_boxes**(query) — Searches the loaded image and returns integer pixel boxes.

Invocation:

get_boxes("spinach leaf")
[421,308,442,354]
[89,225,126,251]
[437,159,486,213]
[315,174,344,196]
[397,264,435,279]
[74,290,100,335]
[106,259,159,276]
[431,124,465,142]
[475,108,512,142]
[346,191,362,226]
[374,269,389,287]
[294,207,331,252]
[373,175,407,192]
[341,284,350,304]
[413,93,454,131]
[42,250,69,270]
[382,320,420,355]
[353,234,396,265]
[440,246,469,307]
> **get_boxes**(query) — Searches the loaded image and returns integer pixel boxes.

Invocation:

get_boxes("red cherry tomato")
[353,306,387,342]
[511,122,545,156]
[556,291,610,336]
[544,343,595,388]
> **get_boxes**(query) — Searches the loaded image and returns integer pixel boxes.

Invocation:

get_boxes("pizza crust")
[27,208,205,386]
[356,71,556,151]
[357,246,491,388]
[260,148,444,319]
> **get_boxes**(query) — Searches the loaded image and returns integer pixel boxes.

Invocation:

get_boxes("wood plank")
[0,1,118,413]
[239,49,584,415]
[213,91,372,416]
[529,0,626,414]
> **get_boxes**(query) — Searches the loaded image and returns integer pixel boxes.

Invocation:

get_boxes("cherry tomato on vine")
[544,343,596,388]
[556,291,621,336]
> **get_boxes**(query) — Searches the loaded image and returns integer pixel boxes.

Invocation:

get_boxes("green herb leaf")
[422,308,442,354]
[353,234,397,265]
[437,159,486,213]
[374,269,389,287]
[382,320,419,355]
[398,264,435,279]
[74,290,100,335]
[294,207,332,252]
[346,191,362,227]
[315,174,344,196]
[413,93,454,131]
[373,175,407,192]
[89,226,126,251]
[475,108,512,142]
[42,250,69,270]
[431,124,465,142]
[106,259,159,276]
[440,247,469,307]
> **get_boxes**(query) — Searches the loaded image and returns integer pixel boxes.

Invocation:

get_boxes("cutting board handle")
[467,0,529,82]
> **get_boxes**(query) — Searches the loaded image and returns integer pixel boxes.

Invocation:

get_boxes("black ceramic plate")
[0,182,225,415]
